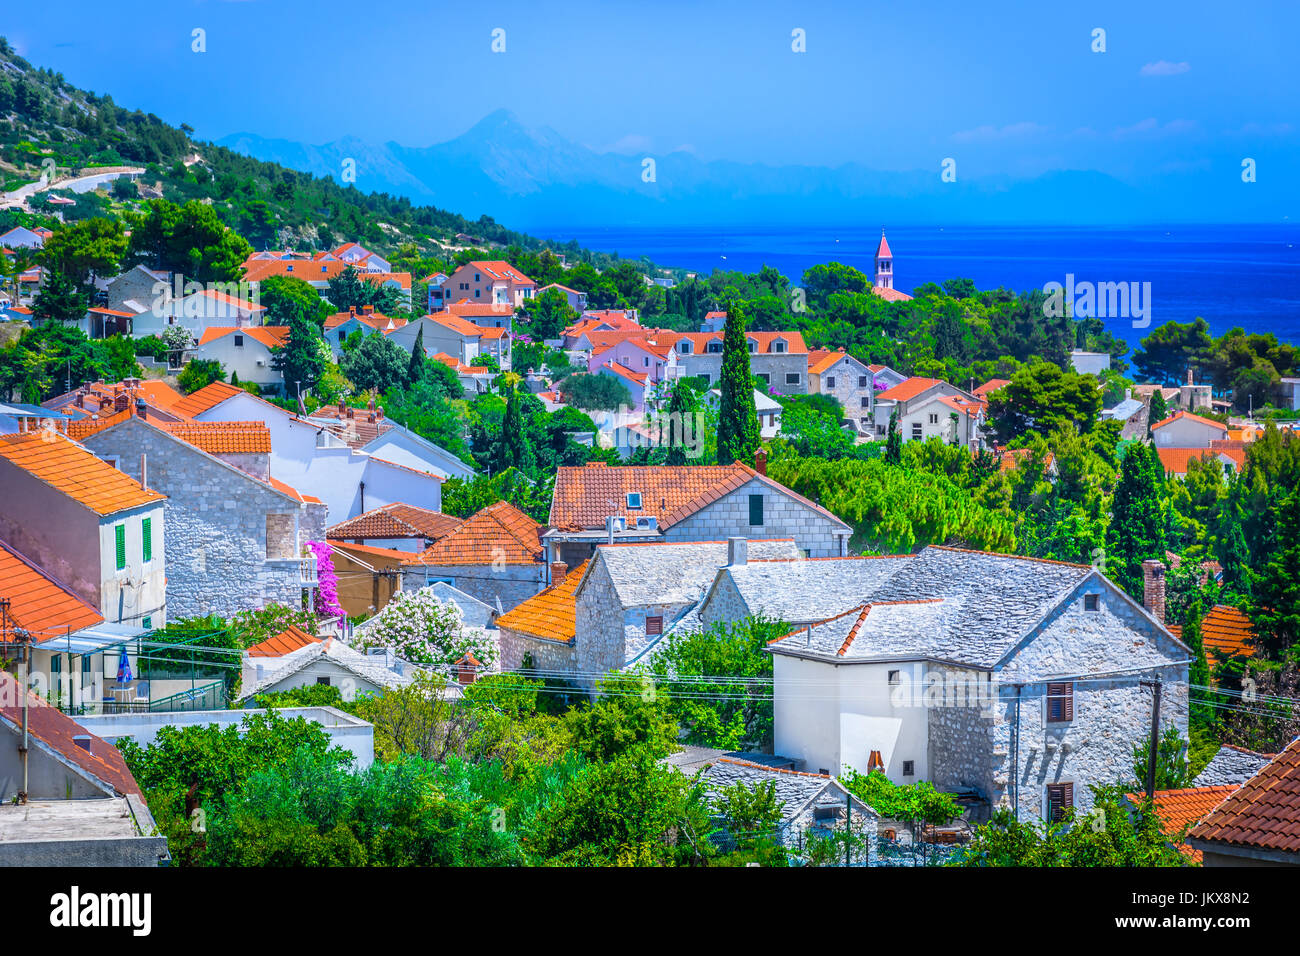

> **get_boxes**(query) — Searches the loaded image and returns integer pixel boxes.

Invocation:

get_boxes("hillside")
[0,37,628,271]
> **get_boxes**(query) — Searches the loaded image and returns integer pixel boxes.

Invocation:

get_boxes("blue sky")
[6,0,1297,182]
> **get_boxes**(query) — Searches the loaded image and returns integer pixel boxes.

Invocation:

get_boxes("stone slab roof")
[594,539,803,609]
[712,555,914,625]
[1192,745,1276,788]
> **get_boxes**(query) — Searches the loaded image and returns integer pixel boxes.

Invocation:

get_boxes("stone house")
[808,349,878,433]
[0,433,167,630]
[386,312,510,370]
[765,546,1191,822]
[80,415,326,619]
[496,560,587,677]
[400,501,547,613]
[545,462,851,567]
[871,377,979,441]
[672,330,809,394]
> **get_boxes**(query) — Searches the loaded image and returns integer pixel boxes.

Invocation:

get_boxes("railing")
[148,680,227,713]
[299,554,319,587]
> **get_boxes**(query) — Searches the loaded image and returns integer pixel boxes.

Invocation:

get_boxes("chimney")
[454,654,479,685]
[605,515,618,545]
[374,406,383,420]
[550,561,568,586]
[727,536,748,567]
[140,453,147,491]
[114,392,129,412]
[135,395,149,418]
[367,397,376,411]
[346,406,354,419]
[754,447,768,477]
[1142,559,1166,624]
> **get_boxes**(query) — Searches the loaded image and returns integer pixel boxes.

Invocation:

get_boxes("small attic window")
[1084,593,1099,612]
[626,492,642,509]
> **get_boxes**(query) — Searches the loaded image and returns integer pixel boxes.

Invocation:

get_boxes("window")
[813,805,843,822]
[626,492,642,509]
[233,334,244,347]
[1046,682,1074,723]
[699,373,710,385]
[425,575,454,586]
[785,372,800,385]
[911,423,923,441]
[860,397,870,408]
[142,616,152,629]
[858,375,868,387]
[748,494,764,526]
[707,341,723,354]
[114,524,126,570]
[316,677,332,686]
[757,373,770,385]
[747,340,757,353]
[1046,782,1074,822]
[826,376,836,388]
[142,517,152,563]
[1084,593,1099,612]
[646,616,663,636]
[679,341,691,354]
[928,413,939,424]
[903,760,915,776]
[773,340,786,353]
[888,670,901,686]
[643,356,650,367]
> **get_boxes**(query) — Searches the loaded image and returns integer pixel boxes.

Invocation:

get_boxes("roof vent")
[72,735,93,753]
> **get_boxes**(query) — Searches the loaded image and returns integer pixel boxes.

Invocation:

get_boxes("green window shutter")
[115,524,126,570]
[142,517,152,563]
[748,494,764,527]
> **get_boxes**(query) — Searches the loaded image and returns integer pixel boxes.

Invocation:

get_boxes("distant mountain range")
[216,110,1288,232]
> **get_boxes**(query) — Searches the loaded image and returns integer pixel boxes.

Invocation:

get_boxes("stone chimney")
[550,561,568,586]
[113,392,130,413]
[754,447,768,477]
[1142,559,1166,623]
[454,654,480,685]
[727,536,748,567]
[337,400,346,415]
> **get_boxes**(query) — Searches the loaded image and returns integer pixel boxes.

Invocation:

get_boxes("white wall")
[193,334,283,390]
[97,504,167,628]
[1153,417,1228,448]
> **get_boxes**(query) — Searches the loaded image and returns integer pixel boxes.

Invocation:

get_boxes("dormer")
[746,338,758,354]
[772,337,788,354]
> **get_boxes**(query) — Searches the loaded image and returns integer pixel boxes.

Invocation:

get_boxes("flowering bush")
[353,587,497,668]
[307,541,345,619]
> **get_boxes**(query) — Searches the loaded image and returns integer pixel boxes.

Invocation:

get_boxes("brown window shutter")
[1063,683,1074,722]
[646,616,663,636]
[1047,682,1074,722]
[1062,782,1073,810]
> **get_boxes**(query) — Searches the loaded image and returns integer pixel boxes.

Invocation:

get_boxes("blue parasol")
[116,646,133,683]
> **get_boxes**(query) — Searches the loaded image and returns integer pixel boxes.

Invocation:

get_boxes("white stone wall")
[812,355,874,431]
[498,627,578,674]
[664,477,848,557]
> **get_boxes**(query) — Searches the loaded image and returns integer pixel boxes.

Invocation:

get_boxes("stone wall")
[84,418,312,618]
[573,559,626,690]
[926,665,999,808]
[401,562,545,614]
[665,477,847,557]
[813,355,874,431]
[782,784,879,864]
[498,626,578,675]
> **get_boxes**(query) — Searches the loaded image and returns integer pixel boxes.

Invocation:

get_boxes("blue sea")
[547,224,1300,353]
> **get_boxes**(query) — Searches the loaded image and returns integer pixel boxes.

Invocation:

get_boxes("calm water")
[549,224,1300,352]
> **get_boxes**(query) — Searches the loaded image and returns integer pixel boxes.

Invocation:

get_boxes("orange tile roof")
[973,378,1011,398]
[1151,410,1229,433]
[409,501,543,567]
[464,260,534,285]
[323,308,405,332]
[598,362,648,386]
[808,348,859,375]
[196,326,290,348]
[265,475,322,504]
[870,285,912,302]
[163,421,272,455]
[0,433,165,516]
[494,561,589,643]
[1199,605,1257,661]
[876,377,945,403]
[0,540,103,637]
[1129,786,1239,862]
[246,624,321,658]
[444,302,514,319]
[1155,446,1247,476]
[330,541,412,563]
[936,394,984,418]
[426,312,489,337]
[169,380,245,419]
[549,462,848,532]
[1188,737,1300,857]
[327,502,463,541]
[66,407,132,441]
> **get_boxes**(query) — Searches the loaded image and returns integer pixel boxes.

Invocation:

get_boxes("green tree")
[407,325,425,384]
[31,271,88,322]
[716,302,760,466]
[557,372,631,411]
[884,407,902,464]
[39,216,126,289]
[1250,487,1300,660]
[1146,389,1168,436]
[271,304,327,394]
[1104,442,1167,600]
[985,359,1103,443]
[260,275,327,327]
[177,358,224,394]
[125,199,252,282]
[498,385,537,477]
[340,332,410,393]
[519,286,578,340]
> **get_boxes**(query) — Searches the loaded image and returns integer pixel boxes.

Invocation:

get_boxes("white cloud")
[1140,60,1191,77]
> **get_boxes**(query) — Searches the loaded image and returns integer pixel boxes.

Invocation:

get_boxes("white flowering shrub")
[353,587,496,668]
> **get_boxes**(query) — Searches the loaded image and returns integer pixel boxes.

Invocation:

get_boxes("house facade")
[192,326,289,392]
[445,260,536,307]
[809,349,878,432]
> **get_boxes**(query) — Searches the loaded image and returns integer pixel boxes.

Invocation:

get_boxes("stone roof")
[1192,745,1274,788]
[686,757,870,826]
[1188,736,1300,858]
[593,539,803,609]
[240,637,417,699]
[710,555,914,625]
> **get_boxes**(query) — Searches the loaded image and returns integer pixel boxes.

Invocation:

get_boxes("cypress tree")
[230,370,239,387]
[1181,599,1213,727]
[1251,488,1300,659]
[884,407,902,465]
[1147,390,1168,436]
[1105,442,1167,600]
[715,302,760,466]
[499,387,535,477]
[665,379,691,466]
[408,324,425,385]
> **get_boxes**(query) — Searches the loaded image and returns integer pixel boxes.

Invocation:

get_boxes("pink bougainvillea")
[307,541,345,619]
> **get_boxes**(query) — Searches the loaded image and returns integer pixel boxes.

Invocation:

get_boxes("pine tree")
[1250,488,1300,659]
[665,378,694,466]
[1147,390,1168,436]
[884,407,902,465]
[715,302,760,466]
[1181,599,1213,727]
[230,370,239,387]
[408,324,425,385]
[1105,442,1167,600]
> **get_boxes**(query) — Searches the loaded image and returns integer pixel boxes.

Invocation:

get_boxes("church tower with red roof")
[874,228,894,290]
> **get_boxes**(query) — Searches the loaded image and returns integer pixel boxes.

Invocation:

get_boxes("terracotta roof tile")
[1128,786,1239,862]
[1151,410,1228,433]
[169,380,245,419]
[327,502,463,541]
[246,624,321,658]
[1155,446,1247,476]
[876,377,945,403]
[0,670,141,796]
[494,561,589,643]
[163,421,272,455]
[1188,737,1300,857]
[196,326,290,349]
[870,285,912,302]
[0,432,165,516]
[973,378,1010,398]
[1198,605,1257,661]
[0,540,103,637]
[408,501,543,567]
[65,407,133,441]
